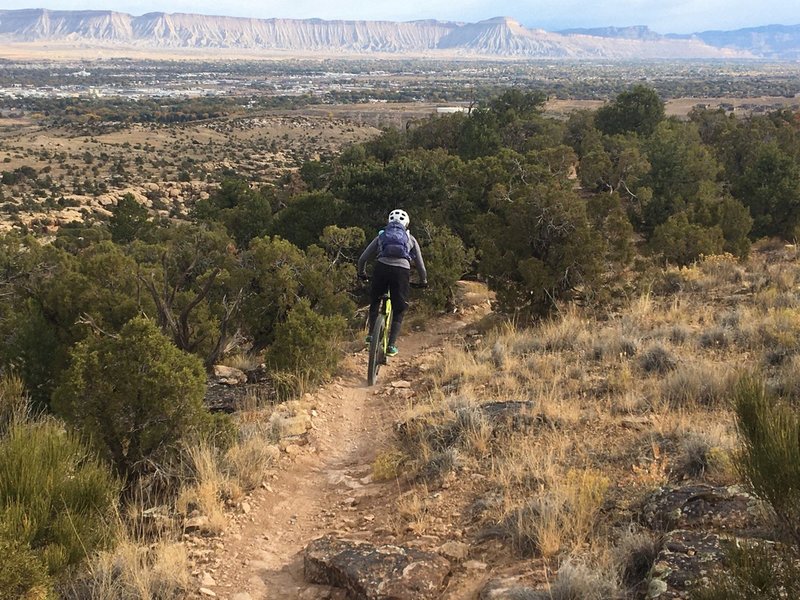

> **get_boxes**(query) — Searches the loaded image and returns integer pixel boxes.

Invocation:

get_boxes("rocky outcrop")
[642,484,762,533]
[647,530,725,599]
[204,363,276,413]
[641,485,769,599]
[304,536,451,599]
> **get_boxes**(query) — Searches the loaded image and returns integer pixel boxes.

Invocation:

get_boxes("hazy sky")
[3,0,798,33]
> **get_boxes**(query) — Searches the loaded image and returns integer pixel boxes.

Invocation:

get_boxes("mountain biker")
[357,209,427,357]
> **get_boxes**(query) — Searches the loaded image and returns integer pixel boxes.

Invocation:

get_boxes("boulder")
[270,413,312,438]
[304,535,451,599]
[642,484,762,533]
[185,515,210,532]
[437,541,469,561]
[212,365,248,386]
[647,530,725,599]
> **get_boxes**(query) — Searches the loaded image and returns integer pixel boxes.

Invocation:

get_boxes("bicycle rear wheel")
[367,313,386,386]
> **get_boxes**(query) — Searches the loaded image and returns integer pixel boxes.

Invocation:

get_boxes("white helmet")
[388,209,410,229]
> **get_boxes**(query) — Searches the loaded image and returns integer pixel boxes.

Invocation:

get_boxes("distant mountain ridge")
[558,23,800,59]
[0,9,797,59]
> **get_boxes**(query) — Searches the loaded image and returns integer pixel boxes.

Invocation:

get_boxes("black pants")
[368,261,410,346]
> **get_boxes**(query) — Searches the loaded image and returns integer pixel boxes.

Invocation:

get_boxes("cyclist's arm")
[410,236,428,283]
[357,236,379,276]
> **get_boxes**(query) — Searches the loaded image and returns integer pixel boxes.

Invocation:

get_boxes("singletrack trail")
[198,284,491,600]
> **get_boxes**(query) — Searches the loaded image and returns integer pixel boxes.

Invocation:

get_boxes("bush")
[734,374,800,546]
[548,558,620,600]
[650,212,725,266]
[52,317,221,482]
[0,420,119,585]
[660,363,734,408]
[614,530,660,592]
[414,221,474,310]
[638,343,677,373]
[267,299,346,394]
[0,536,50,600]
[693,541,800,600]
[63,538,189,600]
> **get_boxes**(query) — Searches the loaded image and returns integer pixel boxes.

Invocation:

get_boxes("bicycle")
[367,290,392,387]
[364,280,426,386]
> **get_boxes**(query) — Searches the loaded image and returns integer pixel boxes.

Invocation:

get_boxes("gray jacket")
[358,230,428,282]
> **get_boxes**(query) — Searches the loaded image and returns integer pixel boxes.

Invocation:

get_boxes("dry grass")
[548,557,620,600]
[500,468,609,558]
[372,448,408,481]
[64,535,189,600]
[535,307,592,353]
[777,354,800,398]
[638,342,678,374]
[175,444,230,535]
[394,487,434,535]
[224,436,277,491]
[491,434,609,558]
[221,352,263,372]
[658,361,736,408]
[385,248,799,587]
[0,372,29,434]
[613,529,660,591]
[434,341,495,388]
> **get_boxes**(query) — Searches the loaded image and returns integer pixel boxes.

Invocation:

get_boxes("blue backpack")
[379,221,412,260]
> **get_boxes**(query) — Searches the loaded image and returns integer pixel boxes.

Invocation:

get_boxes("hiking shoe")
[386,345,398,357]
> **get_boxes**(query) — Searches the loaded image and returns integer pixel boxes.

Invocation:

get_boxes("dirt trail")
[199,292,490,600]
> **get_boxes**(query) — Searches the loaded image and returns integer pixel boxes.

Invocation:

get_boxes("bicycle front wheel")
[367,313,386,386]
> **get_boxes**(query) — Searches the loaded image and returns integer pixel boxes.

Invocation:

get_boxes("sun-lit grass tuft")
[65,535,189,599]
[175,443,230,535]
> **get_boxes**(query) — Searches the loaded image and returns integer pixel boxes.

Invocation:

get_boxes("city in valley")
[1,57,798,234]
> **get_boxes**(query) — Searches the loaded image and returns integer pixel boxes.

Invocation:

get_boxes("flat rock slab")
[479,578,545,600]
[642,484,762,532]
[648,530,725,599]
[304,535,451,599]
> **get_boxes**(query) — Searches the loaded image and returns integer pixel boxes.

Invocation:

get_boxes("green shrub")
[0,420,119,585]
[109,193,153,244]
[0,536,51,600]
[52,316,219,482]
[693,541,800,600]
[650,212,725,266]
[414,221,474,311]
[267,299,346,394]
[734,374,800,546]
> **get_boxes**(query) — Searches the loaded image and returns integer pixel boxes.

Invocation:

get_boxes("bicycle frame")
[380,293,393,357]
[367,291,393,386]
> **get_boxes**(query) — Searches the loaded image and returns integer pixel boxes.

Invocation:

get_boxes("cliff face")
[0,9,791,58]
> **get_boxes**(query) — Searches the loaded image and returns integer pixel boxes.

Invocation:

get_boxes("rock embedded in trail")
[304,535,451,599]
